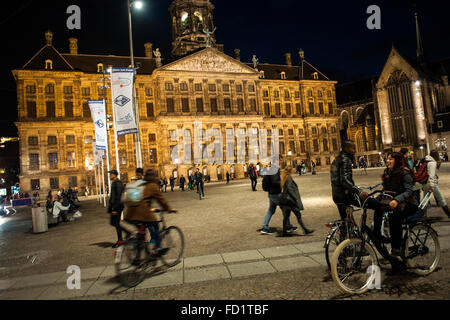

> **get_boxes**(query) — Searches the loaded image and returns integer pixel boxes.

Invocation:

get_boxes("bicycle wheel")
[114,238,147,286]
[405,224,440,276]
[325,226,344,270]
[160,226,185,267]
[331,238,379,295]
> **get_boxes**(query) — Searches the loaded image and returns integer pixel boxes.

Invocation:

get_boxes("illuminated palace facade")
[13,0,340,194]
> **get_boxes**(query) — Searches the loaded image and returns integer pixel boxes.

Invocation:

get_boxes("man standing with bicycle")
[108,170,125,248]
[331,140,368,221]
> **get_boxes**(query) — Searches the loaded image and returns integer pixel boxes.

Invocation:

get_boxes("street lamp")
[127,0,143,169]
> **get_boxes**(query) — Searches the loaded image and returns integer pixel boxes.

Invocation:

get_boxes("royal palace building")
[13,0,340,195]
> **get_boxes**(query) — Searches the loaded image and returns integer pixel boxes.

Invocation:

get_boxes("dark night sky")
[1,0,450,136]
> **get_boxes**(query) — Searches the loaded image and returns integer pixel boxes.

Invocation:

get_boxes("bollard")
[32,207,48,233]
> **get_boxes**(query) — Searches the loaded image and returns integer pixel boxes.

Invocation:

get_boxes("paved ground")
[1,164,450,300]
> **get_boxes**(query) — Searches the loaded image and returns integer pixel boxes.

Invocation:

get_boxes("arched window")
[281,72,286,80]
[97,63,104,73]
[45,59,53,70]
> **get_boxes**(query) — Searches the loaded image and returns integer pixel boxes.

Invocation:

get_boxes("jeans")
[110,213,123,242]
[281,207,307,233]
[262,194,291,229]
[197,183,204,196]
[423,185,447,207]
[251,178,257,191]
[146,221,161,249]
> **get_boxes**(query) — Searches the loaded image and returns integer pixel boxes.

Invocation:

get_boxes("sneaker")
[304,229,315,235]
[286,226,298,233]
[260,227,275,235]
[156,247,169,256]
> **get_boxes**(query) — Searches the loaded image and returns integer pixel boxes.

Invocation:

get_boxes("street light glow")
[133,1,143,9]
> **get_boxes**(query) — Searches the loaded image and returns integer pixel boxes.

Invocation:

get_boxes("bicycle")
[330,190,441,295]
[324,184,385,270]
[114,209,185,287]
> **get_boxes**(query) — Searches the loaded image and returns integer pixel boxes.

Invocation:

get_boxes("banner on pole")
[110,67,137,136]
[88,100,108,150]
[93,142,105,166]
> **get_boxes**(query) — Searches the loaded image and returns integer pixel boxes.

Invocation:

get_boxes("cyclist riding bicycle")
[366,152,421,274]
[330,140,368,222]
[194,168,205,198]
[123,169,176,256]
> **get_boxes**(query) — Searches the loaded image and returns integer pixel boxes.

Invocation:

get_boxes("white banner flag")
[110,67,138,136]
[88,100,108,150]
[93,142,104,166]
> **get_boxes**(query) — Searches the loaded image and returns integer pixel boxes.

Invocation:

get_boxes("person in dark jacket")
[367,152,418,274]
[179,175,186,191]
[226,172,230,184]
[194,169,205,197]
[331,140,368,221]
[260,160,293,234]
[169,175,175,192]
[108,170,125,248]
[248,163,258,191]
[279,166,314,236]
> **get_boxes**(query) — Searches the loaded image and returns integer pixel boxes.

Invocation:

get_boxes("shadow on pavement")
[90,242,116,248]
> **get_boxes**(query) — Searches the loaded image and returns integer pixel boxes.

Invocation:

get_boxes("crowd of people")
[45,187,81,224]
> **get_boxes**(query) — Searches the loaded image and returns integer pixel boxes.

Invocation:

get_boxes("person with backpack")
[401,148,421,205]
[422,150,450,218]
[123,169,176,257]
[108,170,125,248]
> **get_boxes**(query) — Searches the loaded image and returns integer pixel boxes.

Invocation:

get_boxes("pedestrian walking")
[226,171,230,184]
[169,175,175,192]
[279,165,314,236]
[260,159,293,234]
[194,168,205,198]
[107,170,125,248]
[248,163,258,191]
[311,160,316,175]
[163,177,168,193]
[422,150,450,218]
[188,174,194,190]
[179,175,186,191]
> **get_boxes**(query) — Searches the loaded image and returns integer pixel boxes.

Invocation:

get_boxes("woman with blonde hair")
[279,165,314,236]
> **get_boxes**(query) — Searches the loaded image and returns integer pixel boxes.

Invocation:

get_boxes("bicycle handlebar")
[357,183,382,191]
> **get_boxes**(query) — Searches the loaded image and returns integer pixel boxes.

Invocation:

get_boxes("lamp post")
[127,0,143,169]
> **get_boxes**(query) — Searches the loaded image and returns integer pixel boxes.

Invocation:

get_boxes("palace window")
[67,152,76,168]
[328,103,334,115]
[309,102,315,114]
[313,140,319,152]
[288,129,294,136]
[180,82,188,91]
[119,150,127,165]
[196,98,204,112]
[263,90,269,98]
[48,136,57,145]
[181,98,190,112]
[118,135,125,143]
[223,84,230,92]
[281,72,286,80]
[210,98,218,112]
[331,126,336,133]
[64,101,73,118]
[81,87,90,96]
[84,136,92,144]
[299,128,304,136]
[145,87,153,96]
[274,91,280,98]
[264,103,270,116]
[248,84,255,92]
[48,153,58,169]
[312,127,317,135]
[28,136,38,146]
[63,86,73,94]
[224,98,231,112]
[275,103,281,116]
[149,148,157,163]
[97,63,104,73]
[237,98,244,112]
[296,103,301,116]
[66,135,75,144]
[318,90,323,98]
[250,99,257,112]
[45,59,53,70]
[300,141,306,153]
[29,153,39,171]
[148,134,156,143]
[312,72,319,80]
[285,90,290,99]
[68,176,77,187]
[195,83,202,91]
[98,86,106,96]
[332,138,338,151]
[147,102,154,118]
[26,85,36,94]
[323,139,329,152]
[295,91,300,99]
[27,101,37,118]
[45,84,55,94]
[46,101,56,118]
[208,84,216,92]
[50,177,59,190]
[285,103,292,115]
[319,103,324,114]
[307,89,313,97]
[327,90,332,98]
[31,179,40,191]
[236,84,243,92]
[83,102,91,119]
[289,141,296,153]
[322,127,327,134]
[165,82,174,91]
[166,98,175,113]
